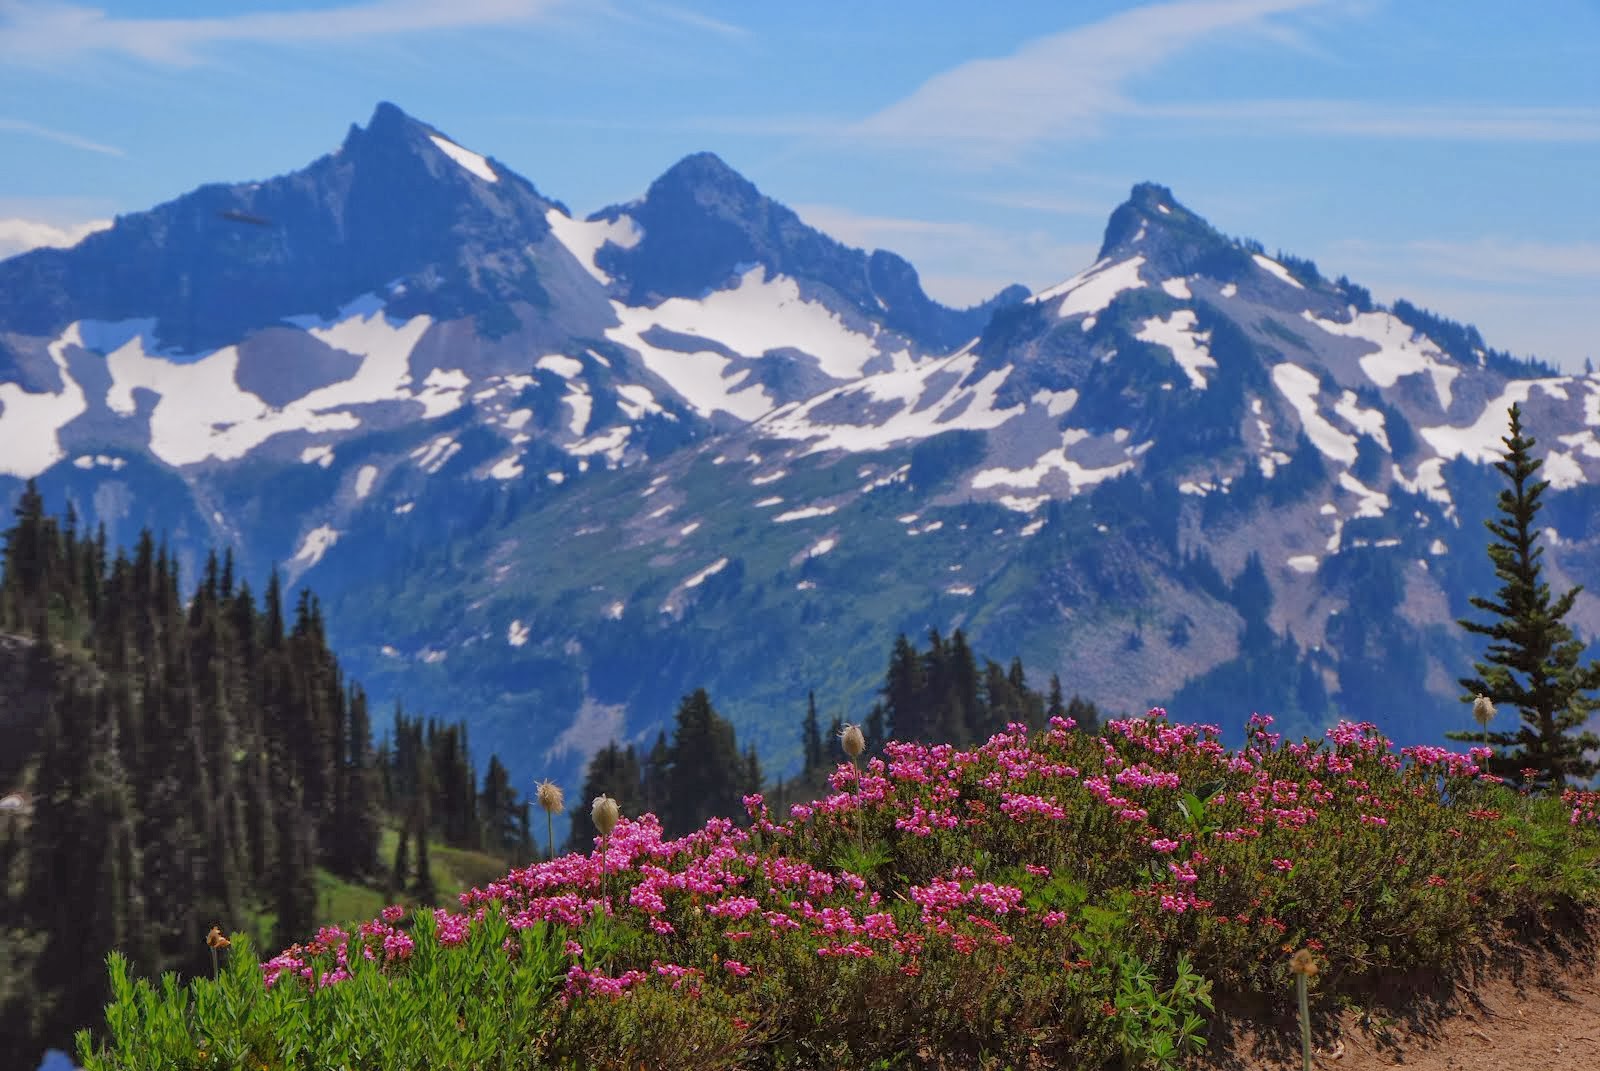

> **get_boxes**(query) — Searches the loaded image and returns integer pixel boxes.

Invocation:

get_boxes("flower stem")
[1298,973,1312,1071]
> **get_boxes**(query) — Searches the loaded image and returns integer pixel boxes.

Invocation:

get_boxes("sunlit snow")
[1032,256,1147,320]
[683,557,729,588]
[807,537,837,557]
[428,134,497,183]
[507,620,530,647]
[971,428,1132,493]
[536,354,584,378]
[1286,554,1319,574]
[757,352,1023,454]
[1271,363,1357,465]
[543,210,641,285]
[774,504,837,523]
[354,464,378,499]
[300,445,334,468]
[1419,380,1545,462]
[291,525,339,567]
[0,325,88,477]
[1160,277,1192,299]
[1304,309,1459,410]
[1252,254,1304,290]
[1136,310,1215,389]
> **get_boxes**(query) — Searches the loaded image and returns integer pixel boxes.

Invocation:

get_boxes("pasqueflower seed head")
[1289,948,1318,977]
[1473,694,1496,728]
[591,794,620,837]
[537,779,565,815]
[840,723,866,760]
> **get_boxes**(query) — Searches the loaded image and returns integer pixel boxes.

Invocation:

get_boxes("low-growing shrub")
[76,710,1600,1070]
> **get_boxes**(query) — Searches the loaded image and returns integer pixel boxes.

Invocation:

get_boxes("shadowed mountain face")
[0,103,575,354]
[2,103,1596,830]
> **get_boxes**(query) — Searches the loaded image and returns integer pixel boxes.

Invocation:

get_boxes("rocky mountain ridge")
[2,103,1597,805]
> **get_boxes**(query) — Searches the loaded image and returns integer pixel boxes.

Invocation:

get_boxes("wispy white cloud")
[1137,101,1600,142]
[640,2,748,39]
[1331,237,1600,287]
[851,0,1328,154]
[0,116,123,156]
[0,0,569,66]
[794,202,1098,306]
[0,216,112,259]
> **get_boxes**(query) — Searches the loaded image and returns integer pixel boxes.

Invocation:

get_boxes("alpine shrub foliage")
[77,709,1600,1071]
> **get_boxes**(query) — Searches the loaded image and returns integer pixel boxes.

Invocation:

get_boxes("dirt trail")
[1204,917,1600,1070]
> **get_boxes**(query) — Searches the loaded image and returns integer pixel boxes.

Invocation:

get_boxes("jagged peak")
[1096,182,1225,261]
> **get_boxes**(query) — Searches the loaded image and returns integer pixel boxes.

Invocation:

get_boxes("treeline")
[0,486,532,1063]
[570,629,1102,845]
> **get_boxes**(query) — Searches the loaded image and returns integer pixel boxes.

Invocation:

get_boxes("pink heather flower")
[1148,838,1180,853]
[564,940,583,957]
[1271,858,1294,872]
[381,904,405,923]
[1426,875,1449,888]
[723,959,752,977]
[1025,863,1051,876]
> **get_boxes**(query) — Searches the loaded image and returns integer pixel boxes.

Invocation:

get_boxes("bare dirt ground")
[1201,911,1600,1070]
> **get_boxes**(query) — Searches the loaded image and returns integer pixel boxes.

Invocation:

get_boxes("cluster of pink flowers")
[257,702,1572,1015]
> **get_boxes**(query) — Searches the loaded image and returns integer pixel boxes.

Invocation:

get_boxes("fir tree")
[1454,403,1600,786]
[800,690,823,775]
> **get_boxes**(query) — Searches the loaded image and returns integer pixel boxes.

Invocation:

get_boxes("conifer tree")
[800,690,823,775]
[1454,403,1600,786]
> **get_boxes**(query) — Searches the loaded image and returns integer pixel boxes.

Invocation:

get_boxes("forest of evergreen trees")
[567,630,1102,846]
[0,485,536,1065]
[0,485,1108,1066]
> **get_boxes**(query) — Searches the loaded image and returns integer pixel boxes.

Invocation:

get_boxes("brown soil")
[1201,911,1600,1070]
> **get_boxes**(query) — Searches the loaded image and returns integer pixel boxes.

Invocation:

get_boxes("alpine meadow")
[3,2,1600,1068]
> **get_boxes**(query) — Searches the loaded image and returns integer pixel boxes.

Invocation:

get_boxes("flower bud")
[206,926,230,950]
[1288,948,1318,977]
[1472,694,1496,728]
[839,723,866,760]
[591,794,620,837]
[537,779,565,815]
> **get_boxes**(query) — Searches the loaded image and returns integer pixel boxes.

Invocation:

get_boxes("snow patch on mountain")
[507,619,530,647]
[428,134,497,183]
[1303,309,1459,410]
[1271,363,1357,465]
[1032,256,1147,320]
[610,265,884,389]
[774,504,837,523]
[0,324,88,477]
[354,464,379,499]
[544,210,641,285]
[971,428,1133,493]
[536,353,584,378]
[1136,310,1215,389]
[757,352,1022,454]
[1338,472,1390,518]
[1332,391,1390,450]
[1160,277,1192,299]
[683,557,729,588]
[1253,254,1304,290]
[301,445,334,467]
[1418,380,1545,462]
[291,525,339,567]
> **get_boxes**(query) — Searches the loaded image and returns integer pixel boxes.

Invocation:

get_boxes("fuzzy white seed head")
[537,779,565,815]
[1473,694,1496,728]
[591,794,620,837]
[839,723,866,760]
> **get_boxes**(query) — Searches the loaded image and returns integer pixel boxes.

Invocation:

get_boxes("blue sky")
[1,0,1597,368]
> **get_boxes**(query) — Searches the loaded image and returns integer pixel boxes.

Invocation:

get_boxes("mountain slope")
[2,108,1598,827]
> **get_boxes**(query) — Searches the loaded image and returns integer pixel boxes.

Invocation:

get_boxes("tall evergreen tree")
[1454,403,1600,786]
[800,690,823,775]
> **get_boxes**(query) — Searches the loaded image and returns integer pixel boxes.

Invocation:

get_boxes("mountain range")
[4,102,1598,820]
